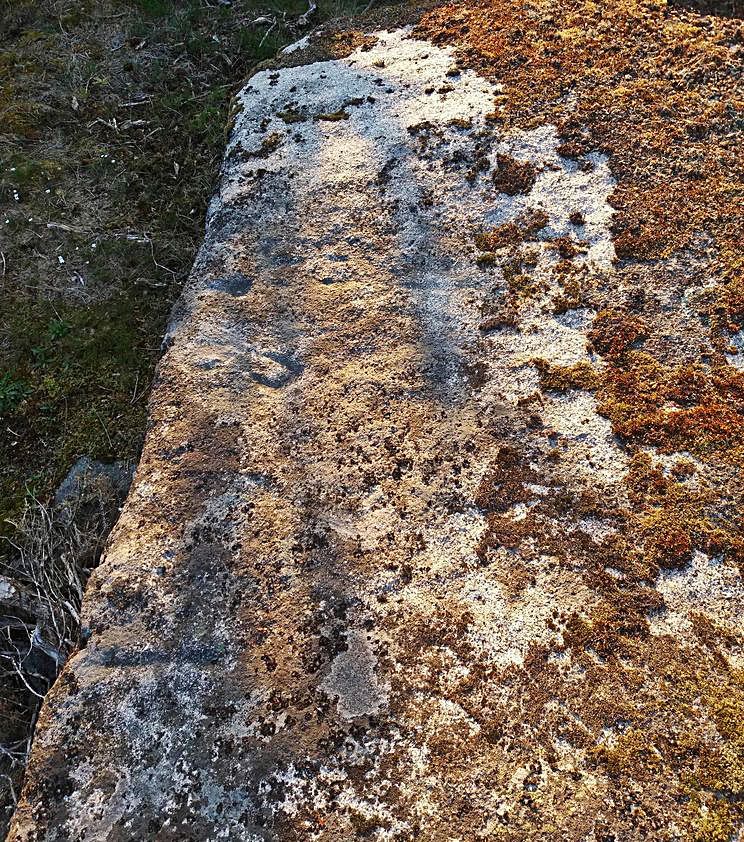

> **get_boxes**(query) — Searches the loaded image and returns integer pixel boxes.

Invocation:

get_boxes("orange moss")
[491,153,536,195]
[474,223,522,251]
[646,525,693,570]
[588,310,647,358]
[474,210,549,252]
[551,236,578,260]
[625,452,743,571]
[595,351,744,455]
[417,0,742,280]
[553,274,583,314]
[411,6,743,835]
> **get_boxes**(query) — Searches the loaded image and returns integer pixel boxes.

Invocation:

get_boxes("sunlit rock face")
[10,20,744,842]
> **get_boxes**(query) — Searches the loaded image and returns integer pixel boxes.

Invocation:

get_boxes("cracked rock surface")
[10,8,744,841]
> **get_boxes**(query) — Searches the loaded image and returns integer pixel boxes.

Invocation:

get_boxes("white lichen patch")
[218,27,617,410]
[416,509,487,577]
[724,328,744,370]
[542,391,628,489]
[491,126,616,269]
[576,516,617,542]
[650,551,744,649]
[461,565,598,668]
[281,34,311,55]
[266,732,416,839]
[227,28,497,170]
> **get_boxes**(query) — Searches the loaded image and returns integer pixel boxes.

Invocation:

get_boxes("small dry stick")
[258,18,277,49]
[298,0,317,26]
[92,408,114,451]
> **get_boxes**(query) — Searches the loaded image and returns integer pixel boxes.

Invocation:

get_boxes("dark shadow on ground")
[668,0,743,16]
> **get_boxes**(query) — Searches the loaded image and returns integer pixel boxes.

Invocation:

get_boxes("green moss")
[0,291,164,535]
[0,83,44,136]
[277,109,306,124]
[592,728,664,780]
[693,805,740,842]
[132,0,173,16]
[0,375,28,415]
[2,157,63,188]
[684,675,744,840]
[534,359,601,392]
[315,110,351,121]
[476,251,499,268]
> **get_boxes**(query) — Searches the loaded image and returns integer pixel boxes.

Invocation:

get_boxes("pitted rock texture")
[10,8,744,842]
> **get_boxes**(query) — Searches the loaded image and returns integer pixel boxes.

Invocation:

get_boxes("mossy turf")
[0,0,392,540]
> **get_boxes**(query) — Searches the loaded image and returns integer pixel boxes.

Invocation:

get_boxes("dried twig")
[258,19,277,49]
[297,0,317,26]
[0,774,17,807]
[47,222,151,245]
[92,408,113,451]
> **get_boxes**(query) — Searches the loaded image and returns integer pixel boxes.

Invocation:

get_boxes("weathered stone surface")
[10,4,744,840]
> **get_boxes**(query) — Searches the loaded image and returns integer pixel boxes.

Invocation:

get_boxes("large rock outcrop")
[10,2,744,840]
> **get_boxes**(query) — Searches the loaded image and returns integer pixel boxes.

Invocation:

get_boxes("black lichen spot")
[208,273,253,296]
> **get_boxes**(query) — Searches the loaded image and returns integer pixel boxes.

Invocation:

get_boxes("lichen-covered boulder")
[10,3,744,840]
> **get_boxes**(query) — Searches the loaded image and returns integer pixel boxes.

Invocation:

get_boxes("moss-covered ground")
[0,0,384,540]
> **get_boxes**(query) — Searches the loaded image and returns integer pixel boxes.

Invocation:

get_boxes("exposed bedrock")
[10,14,744,842]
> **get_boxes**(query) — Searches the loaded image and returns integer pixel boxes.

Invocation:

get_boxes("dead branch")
[297,1,317,27]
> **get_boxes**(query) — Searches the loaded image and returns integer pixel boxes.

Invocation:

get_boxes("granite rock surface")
[10,4,744,840]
